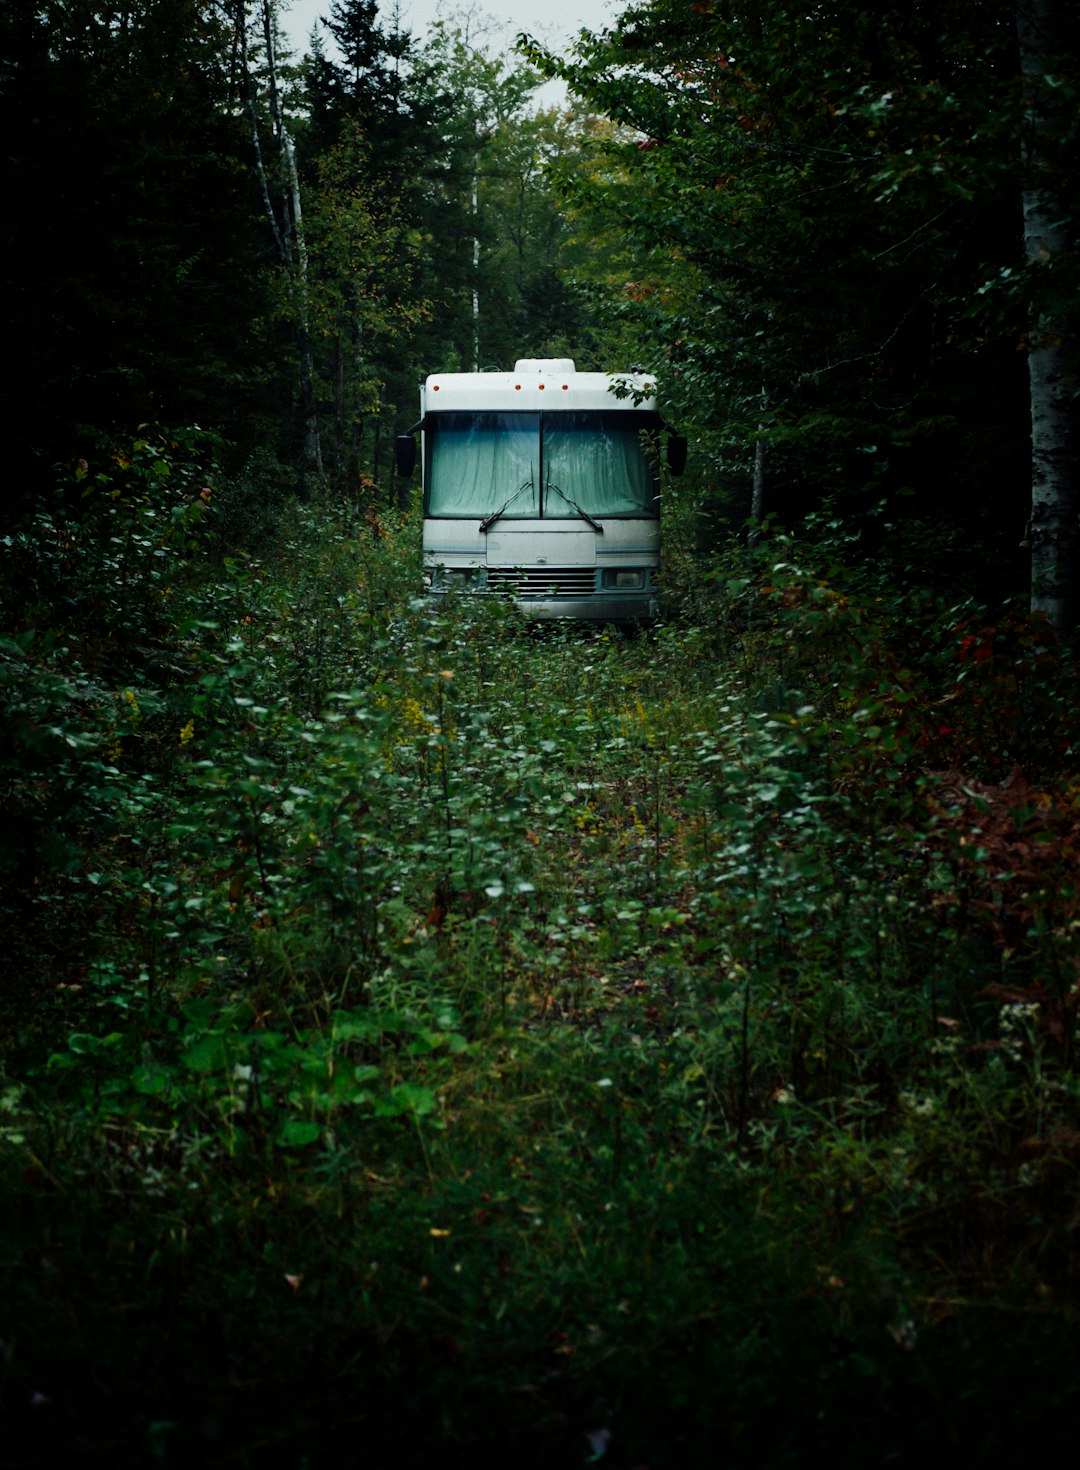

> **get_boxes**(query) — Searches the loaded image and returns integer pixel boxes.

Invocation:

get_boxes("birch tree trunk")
[281,125,323,480]
[241,20,286,266]
[244,0,322,481]
[1017,0,1077,631]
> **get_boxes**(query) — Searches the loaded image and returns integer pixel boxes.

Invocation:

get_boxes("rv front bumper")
[426,587,657,624]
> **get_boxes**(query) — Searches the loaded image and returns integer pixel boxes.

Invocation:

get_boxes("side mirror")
[667,434,688,477]
[395,434,417,478]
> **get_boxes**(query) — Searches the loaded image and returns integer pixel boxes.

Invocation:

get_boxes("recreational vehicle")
[395,358,686,623]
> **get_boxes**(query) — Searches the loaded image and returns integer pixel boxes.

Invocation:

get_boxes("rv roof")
[422,365,657,415]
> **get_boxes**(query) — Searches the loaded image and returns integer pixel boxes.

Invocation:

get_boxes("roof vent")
[514,358,576,374]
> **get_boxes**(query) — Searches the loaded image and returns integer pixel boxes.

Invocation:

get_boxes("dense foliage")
[3,462,1080,1461]
[0,0,277,518]
[523,0,1078,604]
[2,1,1080,1463]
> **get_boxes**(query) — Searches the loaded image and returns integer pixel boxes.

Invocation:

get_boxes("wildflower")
[179,719,195,746]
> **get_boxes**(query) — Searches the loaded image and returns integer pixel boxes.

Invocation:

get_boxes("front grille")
[487,566,597,599]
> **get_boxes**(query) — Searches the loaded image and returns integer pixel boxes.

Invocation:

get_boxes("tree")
[1016,0,1079,631]
[406,14,596,372]
[522,1,1068,606]
[238,0,325,477]
[478,104,597,364]
[0,0,277,518]
[291,1,463,488]
[302,0,444,181]
[302,118,428,495]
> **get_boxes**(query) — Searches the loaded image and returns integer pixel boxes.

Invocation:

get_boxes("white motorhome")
[395,358,685,624]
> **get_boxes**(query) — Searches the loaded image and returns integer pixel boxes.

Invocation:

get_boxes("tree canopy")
[522,0,1078,611]
[1,0,1077,616]
[0,0,277,516]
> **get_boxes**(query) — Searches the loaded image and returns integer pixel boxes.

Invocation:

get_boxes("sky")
[277,0,625,104]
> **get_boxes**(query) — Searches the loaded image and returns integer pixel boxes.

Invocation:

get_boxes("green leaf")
[68,1032,124,1056]
[377,1082,438,1118]
[181,1033,234,1073]
[275,1119,322,1148]
[131,1062,174,1096]
[332,1010,380,1042]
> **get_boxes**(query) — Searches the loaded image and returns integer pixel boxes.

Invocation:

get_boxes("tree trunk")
[1017,0,1077,631]
[245,0,321,482]
[241,18,286,267]
[471,119,481,372]
[749,388,766,547]
[281,127,323,481]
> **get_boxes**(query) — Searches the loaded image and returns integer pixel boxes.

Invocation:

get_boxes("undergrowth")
[1,440,1078,1466]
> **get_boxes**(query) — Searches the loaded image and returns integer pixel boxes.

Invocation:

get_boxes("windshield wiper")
[479,478,534,534]
[545,481,604,533]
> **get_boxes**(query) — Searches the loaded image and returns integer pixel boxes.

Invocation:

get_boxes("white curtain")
[426,412,658,518]
[543,417,657,516]
[427,413,539,516]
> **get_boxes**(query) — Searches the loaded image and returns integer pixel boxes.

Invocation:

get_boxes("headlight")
[602,568,646,589]
[434,566,487,590]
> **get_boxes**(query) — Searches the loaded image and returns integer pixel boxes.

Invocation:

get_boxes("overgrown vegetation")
[2,441,1078,1465]
[4,1,1080,1462]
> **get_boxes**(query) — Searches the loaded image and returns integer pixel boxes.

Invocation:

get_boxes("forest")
[2,0,1079,1464]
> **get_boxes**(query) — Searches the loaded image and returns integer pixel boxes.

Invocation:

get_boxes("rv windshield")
[427,413,539,517]
[426,412,658,518]
[544,414,658,517]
